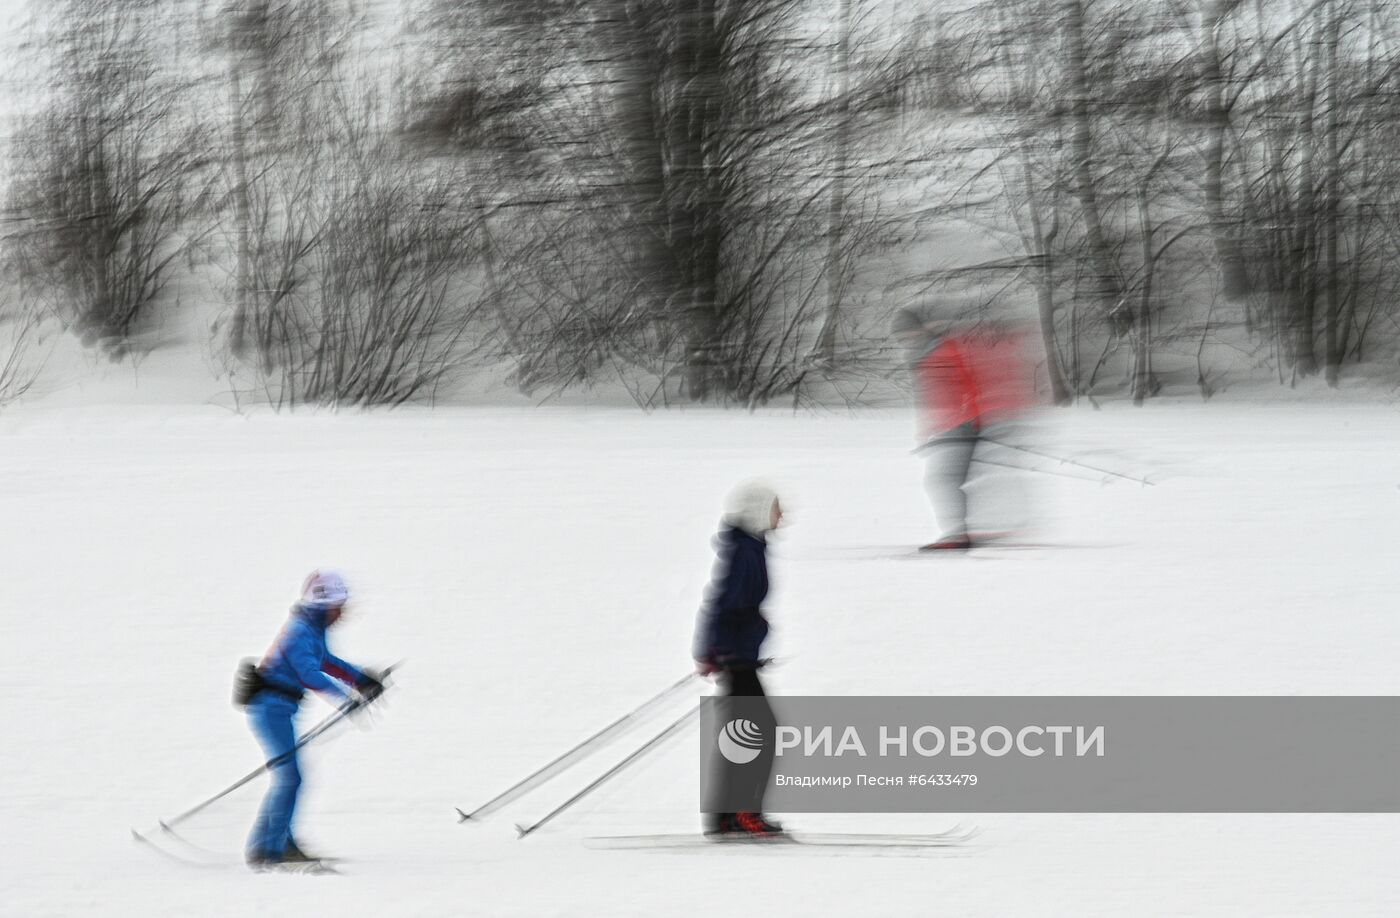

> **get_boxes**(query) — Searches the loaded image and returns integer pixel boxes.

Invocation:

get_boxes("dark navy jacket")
[258,603,365,703]
[693,526,771,666]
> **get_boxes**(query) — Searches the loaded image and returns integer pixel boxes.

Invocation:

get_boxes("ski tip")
[514,823,531,839]
[456,808,472,823]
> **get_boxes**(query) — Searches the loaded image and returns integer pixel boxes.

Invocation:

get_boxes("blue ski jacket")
[258,603,365,702]
[693,526,771,667]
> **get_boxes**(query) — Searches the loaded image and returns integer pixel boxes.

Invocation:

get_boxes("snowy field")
[3,400,1400,916]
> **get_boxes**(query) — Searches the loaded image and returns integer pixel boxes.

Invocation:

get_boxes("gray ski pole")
[515,703,700,838]
[134,701,359,847]
[136,663,399,836]
[457,672,699,823]
[972,455,1106,483]
[983,438,1155,486]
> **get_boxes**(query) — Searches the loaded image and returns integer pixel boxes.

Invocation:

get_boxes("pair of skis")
[588,824,981,852]
[133,821,343,874]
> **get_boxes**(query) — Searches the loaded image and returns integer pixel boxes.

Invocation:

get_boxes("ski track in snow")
[2,402,1399,916]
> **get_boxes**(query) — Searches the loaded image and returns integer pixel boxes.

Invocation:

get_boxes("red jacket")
[916,333,1032,438]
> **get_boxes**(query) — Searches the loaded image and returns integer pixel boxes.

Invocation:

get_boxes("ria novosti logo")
[717,718,765,764]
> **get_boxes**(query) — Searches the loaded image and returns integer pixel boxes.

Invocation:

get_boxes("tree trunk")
[616,2,685,356]
[671,0,725,401]
[1063,0,1121,332]
[812,0,854,365]
[1133,185,1155,405]
[1322,8,1342,386]
[1200,0,1251,299]
[227,24,254,364]
[1292,57,1318,378]
[1022,152,1070,405]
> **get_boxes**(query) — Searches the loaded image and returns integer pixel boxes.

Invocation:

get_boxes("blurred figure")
[241,569,384,871]
[892,310,1035,549]
[693,481,783,838]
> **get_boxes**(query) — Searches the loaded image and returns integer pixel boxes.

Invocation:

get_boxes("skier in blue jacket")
[694,481,783,838]
[245,569,383,870]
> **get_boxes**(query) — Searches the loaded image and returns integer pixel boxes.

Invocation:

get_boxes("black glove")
[357,670,386,703]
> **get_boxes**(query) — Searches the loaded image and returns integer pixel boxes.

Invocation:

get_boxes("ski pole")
[458,671,699,823]
[138,700,360,838]
[971,455,1107,483]
[148,662,399,832]
[515,703,700,839]
[983,438,1155,486]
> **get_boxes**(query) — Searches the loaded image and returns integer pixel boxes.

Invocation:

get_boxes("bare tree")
[0,297,45,409]
[207,5,487,408]
[254,151,480,407]
[6,0,205,359]
[409,0,919,405]
[211,0,362,367]
[898,0,1400,402]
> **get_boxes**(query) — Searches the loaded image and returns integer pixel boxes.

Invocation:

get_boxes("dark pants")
[706,665,775,824]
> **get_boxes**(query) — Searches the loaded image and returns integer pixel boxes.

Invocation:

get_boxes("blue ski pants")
[246,695,301,859]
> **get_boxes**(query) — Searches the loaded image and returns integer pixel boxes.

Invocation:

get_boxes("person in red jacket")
[893,309,1033,549]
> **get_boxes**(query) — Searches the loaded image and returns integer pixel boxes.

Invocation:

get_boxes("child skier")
[242,569,384,870]
[693,481,784,838]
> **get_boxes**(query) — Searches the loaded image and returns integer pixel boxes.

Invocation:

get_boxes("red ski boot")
[734,812,784,838]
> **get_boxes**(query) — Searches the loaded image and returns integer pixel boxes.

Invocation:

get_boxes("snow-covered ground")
[3,400,1399,916]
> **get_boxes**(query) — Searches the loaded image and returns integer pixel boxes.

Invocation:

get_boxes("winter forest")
[4,0,1400,411]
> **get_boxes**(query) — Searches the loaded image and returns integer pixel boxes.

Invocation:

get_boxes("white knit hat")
[723,480,781,538]
[301,569,350,606]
